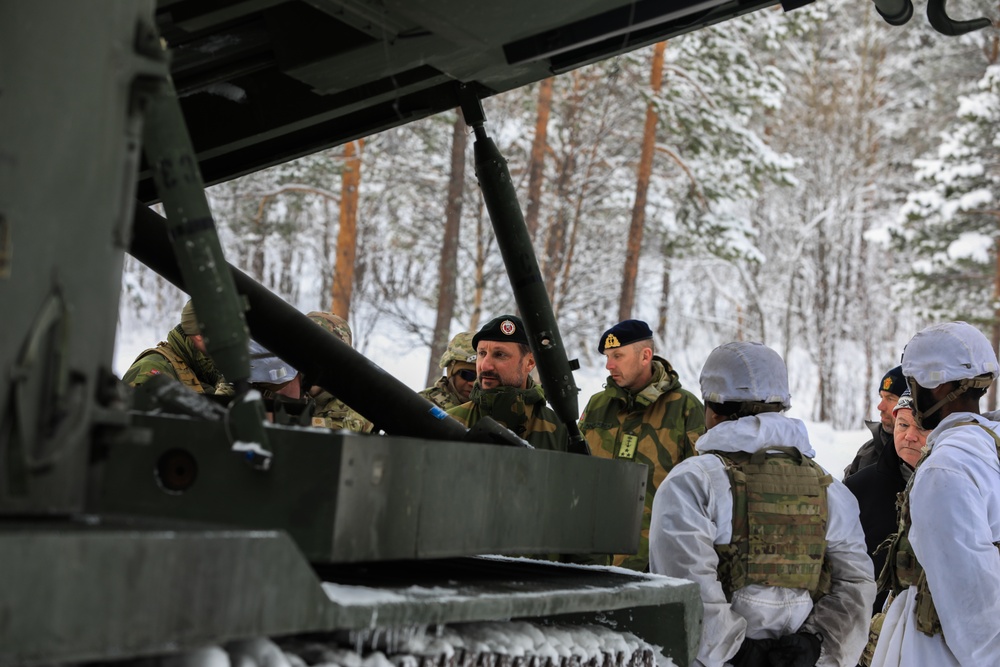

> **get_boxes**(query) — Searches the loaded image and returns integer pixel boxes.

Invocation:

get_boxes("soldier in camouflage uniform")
[447,315,567,451]
[649,342,874,667]
[122,300,233,395]
[578,319,704,571]
[306,311,373,433]
[420,332,477,411]
[247,339,315,426]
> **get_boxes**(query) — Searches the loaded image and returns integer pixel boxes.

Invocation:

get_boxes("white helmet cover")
[700,341,792,410]
[902,322,999,389]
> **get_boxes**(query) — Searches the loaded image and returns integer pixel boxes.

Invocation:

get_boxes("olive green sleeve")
[122,353,179,386]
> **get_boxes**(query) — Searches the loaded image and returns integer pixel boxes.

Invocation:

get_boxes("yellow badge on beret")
[882,377,892,391]
[605,333,621,349]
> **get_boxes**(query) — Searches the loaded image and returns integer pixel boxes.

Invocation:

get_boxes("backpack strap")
[135,343,205,394]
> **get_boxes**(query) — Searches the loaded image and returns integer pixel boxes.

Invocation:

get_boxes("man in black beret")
[447,314,567,451]
[579,318,705,571]
[843,364,906,479]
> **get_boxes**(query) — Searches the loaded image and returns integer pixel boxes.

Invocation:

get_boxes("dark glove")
[768,631,822,667]
[730,637,775,667]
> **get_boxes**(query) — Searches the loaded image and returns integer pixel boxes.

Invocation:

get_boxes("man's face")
[477,341,535,390]
[605,343,652,392]
[190,334,208,355]
[893,408,928,468]
[876,390,900,432]
[449,362,477,401]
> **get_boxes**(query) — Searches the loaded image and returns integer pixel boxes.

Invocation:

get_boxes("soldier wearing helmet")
[419,332,477,411]
[871,322,1000,667]
[650,341,874,667]
[305,311,373,433]
[247,340,315,425]
[122,299,233,396]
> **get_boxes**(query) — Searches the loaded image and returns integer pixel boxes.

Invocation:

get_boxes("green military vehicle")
[0,0,987,665]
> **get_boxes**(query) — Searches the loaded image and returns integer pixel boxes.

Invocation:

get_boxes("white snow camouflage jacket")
[649,412,875,667]
[871,411,1000,667]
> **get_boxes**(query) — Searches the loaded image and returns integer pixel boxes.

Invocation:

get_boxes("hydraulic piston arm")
[459,87,590,456]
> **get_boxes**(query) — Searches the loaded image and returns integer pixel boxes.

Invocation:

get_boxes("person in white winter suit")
[871,321,1000,667]
[650,341,875,667]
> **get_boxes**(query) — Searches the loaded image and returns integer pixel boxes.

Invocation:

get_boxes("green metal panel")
[0,522,700,667]
[0,0,157,514]
[92,413,647,562]
[0,521,331,665]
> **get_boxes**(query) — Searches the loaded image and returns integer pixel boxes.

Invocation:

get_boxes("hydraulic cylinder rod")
[459,87,589,456]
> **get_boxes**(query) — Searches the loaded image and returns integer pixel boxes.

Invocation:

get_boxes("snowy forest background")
[118,0,1000,432]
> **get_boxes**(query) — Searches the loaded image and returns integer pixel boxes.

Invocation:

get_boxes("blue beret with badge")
[598,319,653,354]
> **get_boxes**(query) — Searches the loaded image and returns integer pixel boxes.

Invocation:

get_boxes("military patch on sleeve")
[617,434,638,460]
[146,369,160,376]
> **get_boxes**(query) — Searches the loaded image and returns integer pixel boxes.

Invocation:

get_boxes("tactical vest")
[713,446,834,601]
[879,421,1000,637]
[134,343,205,394]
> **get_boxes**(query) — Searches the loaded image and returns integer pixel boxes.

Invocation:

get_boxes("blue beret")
[473,314,528,348]
[599,319,653,353]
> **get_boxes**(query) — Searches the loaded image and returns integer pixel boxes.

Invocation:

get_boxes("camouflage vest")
[879,421,1000,638]
[134,343,205,394]
[713,446,833,601]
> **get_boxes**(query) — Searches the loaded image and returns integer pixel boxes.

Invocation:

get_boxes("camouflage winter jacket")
[311,390,374,433]
[122,326,231,395]
[419,376,464,411]
[447,378,568,451]
[579,357,705,570]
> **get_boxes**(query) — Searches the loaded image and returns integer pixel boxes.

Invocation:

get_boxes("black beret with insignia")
[473,314,528,348]
[598,319,653,354]
[879,365,906,397]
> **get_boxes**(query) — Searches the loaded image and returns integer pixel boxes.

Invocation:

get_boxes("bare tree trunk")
[525,78,553,242]
[251,194,270,283]
[656,255,671,341]
[619,41,666,321]
[426,113,468,386]
[321,198,334,308]
[543,161,572,301]
[331,138,364,318]
[816,222,830,423]
[470,198,487,332]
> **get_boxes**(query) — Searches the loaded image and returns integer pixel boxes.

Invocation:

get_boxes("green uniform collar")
[470,376,546,409]
[603,357,681,408]
[166,325,225,385]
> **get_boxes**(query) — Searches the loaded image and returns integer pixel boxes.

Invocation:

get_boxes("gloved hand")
[730,637,775,667]
[769,631,822,667]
